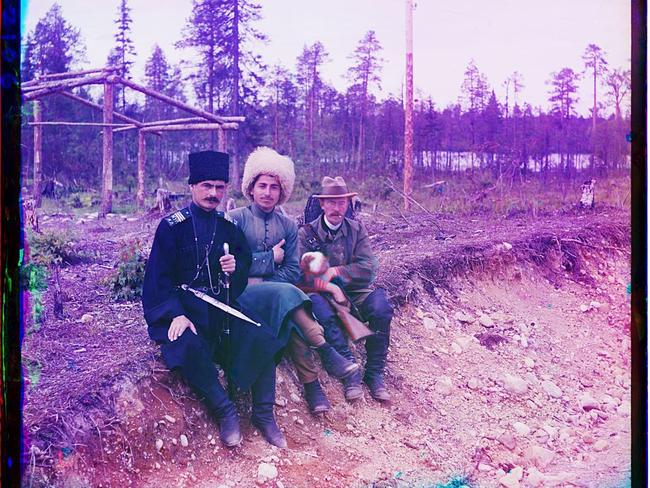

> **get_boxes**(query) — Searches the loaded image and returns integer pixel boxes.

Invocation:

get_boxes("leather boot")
[363,329,391,402]
[215,403,242,447]
[251,364,288,448]
[343,369,363,401]
[304,379,330,414]
[316,343,359,379]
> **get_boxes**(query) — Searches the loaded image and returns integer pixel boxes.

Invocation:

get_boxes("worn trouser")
[286,318,325,384]
[309,288,393,380]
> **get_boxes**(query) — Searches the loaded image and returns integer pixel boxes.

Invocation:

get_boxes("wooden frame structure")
[23,66,245,215]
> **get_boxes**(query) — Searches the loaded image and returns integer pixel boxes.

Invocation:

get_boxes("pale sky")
[23,0,631,116]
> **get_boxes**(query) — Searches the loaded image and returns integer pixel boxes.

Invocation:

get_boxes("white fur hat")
[241,146,295,205]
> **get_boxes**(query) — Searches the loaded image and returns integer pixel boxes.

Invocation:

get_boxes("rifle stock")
[326,297,374,342]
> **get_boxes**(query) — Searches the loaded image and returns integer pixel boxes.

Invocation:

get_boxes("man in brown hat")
[297,176,393,402]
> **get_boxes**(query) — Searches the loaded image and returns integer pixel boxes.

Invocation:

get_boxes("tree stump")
[154,188,172,214]
[579,179,596,209]
[23,198,40,233]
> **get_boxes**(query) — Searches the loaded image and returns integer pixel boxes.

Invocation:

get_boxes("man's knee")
[309,293,337,323]
[364,289,393,322]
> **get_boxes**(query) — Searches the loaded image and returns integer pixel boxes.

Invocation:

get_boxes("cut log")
[154,188,172,214]
[23,198,40,233]
[579,179,596,209]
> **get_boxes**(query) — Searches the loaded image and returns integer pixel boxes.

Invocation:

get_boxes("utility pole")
[404,0,414,210]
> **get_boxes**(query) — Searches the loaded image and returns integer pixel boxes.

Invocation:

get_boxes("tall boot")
[304,379,331,414]
[173,337,242,447]
[251,363,287,448]
[363,330,391,402]
[343,369,363,401]
[316,343,359,379]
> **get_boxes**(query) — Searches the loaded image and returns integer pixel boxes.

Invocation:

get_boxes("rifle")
[324,295,374,342]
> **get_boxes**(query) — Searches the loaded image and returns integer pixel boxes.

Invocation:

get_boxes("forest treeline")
[21,1,631,192]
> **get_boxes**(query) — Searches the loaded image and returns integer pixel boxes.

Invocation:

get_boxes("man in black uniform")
[142,150,287,448]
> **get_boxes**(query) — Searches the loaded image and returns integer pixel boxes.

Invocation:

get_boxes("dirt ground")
[22,203,631,487]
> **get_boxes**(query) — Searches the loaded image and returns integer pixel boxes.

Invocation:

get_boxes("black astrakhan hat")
[188,151,230,184]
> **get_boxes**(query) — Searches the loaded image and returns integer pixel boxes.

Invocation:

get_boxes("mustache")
[205,197,220,203]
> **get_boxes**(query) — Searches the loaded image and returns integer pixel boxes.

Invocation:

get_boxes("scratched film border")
[1,0,23,485]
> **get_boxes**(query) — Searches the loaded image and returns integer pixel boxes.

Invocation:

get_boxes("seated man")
[142,150,286,448]
[298,176,393,402]
[228,147,357,414]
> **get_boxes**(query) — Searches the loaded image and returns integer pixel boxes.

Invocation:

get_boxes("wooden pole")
[23,66,119,86]
[22,74,108,100]
[115,76,229,124]
[33,100,43,208]
[60,91,147,126]
[28,121,130,127]
[100,81,114,217]
[140,123,239,132]
[137,131,146,209]
[403,0,414,211]
[217,127,226,151]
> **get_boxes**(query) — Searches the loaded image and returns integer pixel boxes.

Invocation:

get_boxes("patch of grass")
[20,262,48,333]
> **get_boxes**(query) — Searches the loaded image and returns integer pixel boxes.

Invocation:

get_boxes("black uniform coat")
[142,203,284,390]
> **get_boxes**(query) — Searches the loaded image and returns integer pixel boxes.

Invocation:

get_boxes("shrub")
[108,240,147,302]
[28,230,83,266]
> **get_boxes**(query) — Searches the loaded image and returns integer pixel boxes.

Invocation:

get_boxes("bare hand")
[220,253,236,274]
[320,267,337,282]
[168,315,197,341]
[272,239,286,264]
[326,283,347,305]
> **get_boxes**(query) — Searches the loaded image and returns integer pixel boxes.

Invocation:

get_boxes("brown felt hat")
[313,176,358,199]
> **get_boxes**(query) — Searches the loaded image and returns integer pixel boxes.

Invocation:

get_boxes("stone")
[502,242,513,251]
[525,467,545,487]
[590,301,602,310]
[524,357,535,368]
[180,434,189,447]
[478,463,492,472]
[435,376,453,396]
[579,304,590,313]
[500,466,523,488]
[290,393,301,403]
[533,429,549,444]
[454,311,473,323]
[172,438,177,446]
[541,380,562,398]
[257,463,278,482]
[164,415,176,424]
[520,336,528,348]
[479,314,495,327]
[275,397,287,407]
[513,422,531,436]
[578,393,600,411]
[503,374,528,395]
[423,317,436,331]
[524,445,555,468]
[617,402,631,416]
[467,378,479,390]
[593,439,608,452]
[155,439,163,451]
[80,313,93,323]
[455,335,474,351]
[451,342,462,355]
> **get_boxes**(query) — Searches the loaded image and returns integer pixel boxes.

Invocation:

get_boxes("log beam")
[100,81,114,217]
[140,123,239,132]
[22,74,108,99]
[137,131,146,209]
[33,100,43,208]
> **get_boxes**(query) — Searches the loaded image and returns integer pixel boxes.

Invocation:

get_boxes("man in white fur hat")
[228,147,358,415]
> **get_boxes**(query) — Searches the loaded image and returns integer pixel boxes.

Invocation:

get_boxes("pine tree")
[296,42,329,163]
[347,30,383,173]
